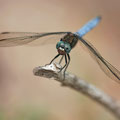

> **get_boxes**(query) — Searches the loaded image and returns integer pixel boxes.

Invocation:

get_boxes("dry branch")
[33,62,120,120]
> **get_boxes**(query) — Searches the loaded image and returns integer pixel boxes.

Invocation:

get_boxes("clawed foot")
[46,62,66,80]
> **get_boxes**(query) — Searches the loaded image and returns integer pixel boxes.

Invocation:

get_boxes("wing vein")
[78,36,120,83]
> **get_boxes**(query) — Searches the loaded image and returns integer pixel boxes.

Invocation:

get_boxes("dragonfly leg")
[49,54,60,64]
[59,54,67,73]
[59,55,64,64]
[50,54,70,79]
[63,54,70,78]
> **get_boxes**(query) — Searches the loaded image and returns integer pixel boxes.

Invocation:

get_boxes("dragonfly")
[0,16,120,83]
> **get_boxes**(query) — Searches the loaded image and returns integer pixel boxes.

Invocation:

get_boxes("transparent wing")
[75,16,101,37]
[0,32,69,47]
[77,36,120,83]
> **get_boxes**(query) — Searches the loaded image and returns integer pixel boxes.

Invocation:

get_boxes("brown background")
[0,0,120,120]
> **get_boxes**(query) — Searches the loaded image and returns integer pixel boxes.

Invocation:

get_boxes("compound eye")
[65,47,69,50]
[59,41,64,48]
[56,41,64,49]
[65,44,71,53]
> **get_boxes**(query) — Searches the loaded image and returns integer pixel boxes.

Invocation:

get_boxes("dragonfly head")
[56,41,71,55]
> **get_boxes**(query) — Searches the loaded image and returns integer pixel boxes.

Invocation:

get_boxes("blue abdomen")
[75,16,101,37]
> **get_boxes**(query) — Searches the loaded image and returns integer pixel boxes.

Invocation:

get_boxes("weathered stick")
[33,62,120,120]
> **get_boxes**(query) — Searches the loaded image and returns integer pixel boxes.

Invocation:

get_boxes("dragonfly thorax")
[56,41,71,55]
[61,33,78,49]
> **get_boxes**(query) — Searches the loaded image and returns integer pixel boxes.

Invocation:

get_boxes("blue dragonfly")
[0,16,120,82]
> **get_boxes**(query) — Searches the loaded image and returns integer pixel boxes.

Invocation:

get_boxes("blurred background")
[0,0,120,120]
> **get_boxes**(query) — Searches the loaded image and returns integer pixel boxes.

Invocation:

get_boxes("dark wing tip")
[0,32,10,34]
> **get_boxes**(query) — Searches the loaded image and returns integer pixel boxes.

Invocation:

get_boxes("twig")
[33,62,120,120]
